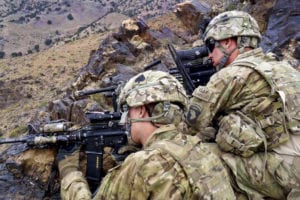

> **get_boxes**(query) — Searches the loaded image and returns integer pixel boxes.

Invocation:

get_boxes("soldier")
[186,10,300,199]
[58,70,235,199]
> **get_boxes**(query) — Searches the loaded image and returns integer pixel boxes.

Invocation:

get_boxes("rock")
[260,0,300,54]
[174,0,212,34]
[5,160,24,178]
[294,44,300,60]
[48,97,74,122]
[104,64,138,86]
[129,35,152,51]
[119,18,149,39]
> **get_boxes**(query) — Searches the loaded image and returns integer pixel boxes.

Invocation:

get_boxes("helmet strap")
[215,42,237,71]
[129,102,171,124]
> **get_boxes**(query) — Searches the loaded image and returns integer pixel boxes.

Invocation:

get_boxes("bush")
[77,26,85,33]
[34,44,40,52]
[11,52,19,57]
[67,13,74,20]
[47,20,52,25]
[44,39,52,46]
[0,51,5,59]
[18,16,25,22]
[27,49,33,54]
[11,52,22,57]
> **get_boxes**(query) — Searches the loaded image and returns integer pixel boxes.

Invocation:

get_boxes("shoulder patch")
[192,86,213,102]
[186,104,202,125]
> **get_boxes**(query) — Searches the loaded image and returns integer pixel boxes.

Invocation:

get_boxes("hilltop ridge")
[0,0,181,59]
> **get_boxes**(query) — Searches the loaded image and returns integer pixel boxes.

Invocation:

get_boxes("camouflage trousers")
[222,152,300,200]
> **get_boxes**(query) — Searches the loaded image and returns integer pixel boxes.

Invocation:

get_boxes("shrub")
[18,16,25,22]
[44,39,52,46]
[11,52,19,57]
[34,44,40,52]
[67,13,74,20]
[0,51,5,59]
[77,26,85,33]
[47,20,52,25]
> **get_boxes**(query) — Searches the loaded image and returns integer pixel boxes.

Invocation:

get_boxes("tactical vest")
[151,136,235,200]
[231,49,300,146]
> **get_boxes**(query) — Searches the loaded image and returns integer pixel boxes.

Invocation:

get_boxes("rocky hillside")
[0,0,182,59]
[0,0,299,199]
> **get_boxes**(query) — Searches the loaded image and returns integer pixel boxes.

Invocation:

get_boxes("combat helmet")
[118,70,189,125]
[203,10,262,49]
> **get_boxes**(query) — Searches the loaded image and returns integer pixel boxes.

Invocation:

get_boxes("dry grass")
[0,32,106,136]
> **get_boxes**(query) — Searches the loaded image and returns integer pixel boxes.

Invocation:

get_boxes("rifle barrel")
[75,86,116,98]
[0,137,27,144]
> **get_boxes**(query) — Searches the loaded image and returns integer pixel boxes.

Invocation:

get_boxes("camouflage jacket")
[96,124,235,200]
[187,48,300,157]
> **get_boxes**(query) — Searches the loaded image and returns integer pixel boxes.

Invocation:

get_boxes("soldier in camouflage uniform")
[186,10,300,199]
[58,70,235,199]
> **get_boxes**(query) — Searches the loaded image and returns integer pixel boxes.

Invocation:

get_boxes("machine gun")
[167,43,216,95]
[0,86,128,191]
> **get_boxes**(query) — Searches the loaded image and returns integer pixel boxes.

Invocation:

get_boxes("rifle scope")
[176,46,209,60]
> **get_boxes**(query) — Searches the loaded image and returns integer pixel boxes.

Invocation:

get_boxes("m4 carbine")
[0,86,128,190]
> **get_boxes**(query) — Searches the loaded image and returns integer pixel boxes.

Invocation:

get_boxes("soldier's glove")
[102,141,141,174]
[102,147,118,174]
[56,143,80,179]
[117,139,141,159]
[118,144,140,155]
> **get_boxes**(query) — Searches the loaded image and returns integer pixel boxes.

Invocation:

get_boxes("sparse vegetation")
[44,39,52,46]
[77,26,86,34]
[0,51,5,59]
[67,13,74,20]
[0,0,180,66]
[18,16,25,23]
[11,52,22,57]
[34,44,40,52]
[8,125,27,138]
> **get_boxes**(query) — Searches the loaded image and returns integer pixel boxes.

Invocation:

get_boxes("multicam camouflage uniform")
[187,10,300,200]
[96,124,235,199]
[60,70,235,199]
